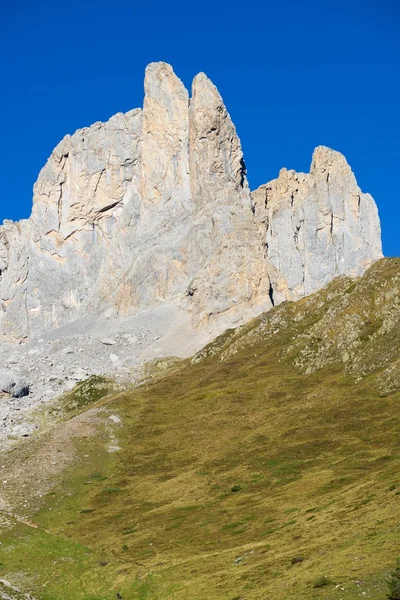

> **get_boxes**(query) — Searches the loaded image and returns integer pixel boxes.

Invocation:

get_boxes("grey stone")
[0,370,29,398]
[74,368,88,380]
[28,348,40,356]
[100,337,117,345]
[62,345,74,354]
[0,578,36,600]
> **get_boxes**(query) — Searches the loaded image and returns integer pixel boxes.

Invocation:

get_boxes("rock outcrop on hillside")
[0,62,382,343]
[252,146,382,305]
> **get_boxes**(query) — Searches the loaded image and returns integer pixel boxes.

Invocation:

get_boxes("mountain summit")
[0,62,382,341]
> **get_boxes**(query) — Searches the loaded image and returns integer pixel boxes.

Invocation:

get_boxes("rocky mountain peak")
[252,144,382,304]
[191,71,223,107]
[0,62,382,345]
[310,144,356,179]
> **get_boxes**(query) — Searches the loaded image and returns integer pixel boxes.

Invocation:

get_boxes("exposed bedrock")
[0,62,382,341]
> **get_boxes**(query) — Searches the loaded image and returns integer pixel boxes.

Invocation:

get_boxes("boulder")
[0,370,29,398]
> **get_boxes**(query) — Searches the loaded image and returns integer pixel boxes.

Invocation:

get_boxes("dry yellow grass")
[0,258,399,599]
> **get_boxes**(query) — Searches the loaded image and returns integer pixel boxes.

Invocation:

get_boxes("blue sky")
[1,0,399,255]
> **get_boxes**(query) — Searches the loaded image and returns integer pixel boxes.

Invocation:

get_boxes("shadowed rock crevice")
[268,279,275,307]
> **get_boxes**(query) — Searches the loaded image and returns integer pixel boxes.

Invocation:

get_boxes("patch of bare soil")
[0,407,106,523]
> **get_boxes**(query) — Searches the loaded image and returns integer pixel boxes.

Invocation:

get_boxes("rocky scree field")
[0,258,399,600]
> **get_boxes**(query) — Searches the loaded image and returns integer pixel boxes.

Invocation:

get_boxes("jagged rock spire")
[141,62,190,211]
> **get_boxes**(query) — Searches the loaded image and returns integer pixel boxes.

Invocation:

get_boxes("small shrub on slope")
[313,575,332,588]
[387,560,400,600]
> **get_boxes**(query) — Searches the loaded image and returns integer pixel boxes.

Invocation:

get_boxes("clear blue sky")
[1,0,399,255]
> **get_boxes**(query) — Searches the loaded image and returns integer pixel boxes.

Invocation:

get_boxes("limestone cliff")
[0,63,382,341]
[252,146,382,304]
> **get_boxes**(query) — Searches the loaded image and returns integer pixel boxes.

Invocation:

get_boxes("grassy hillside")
[0,258,399,600]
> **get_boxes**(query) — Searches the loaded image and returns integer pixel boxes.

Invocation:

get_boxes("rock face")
[252,147,382,305]
[0,62,382,342]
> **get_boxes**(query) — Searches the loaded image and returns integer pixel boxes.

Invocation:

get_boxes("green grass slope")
[0,258,399,600]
